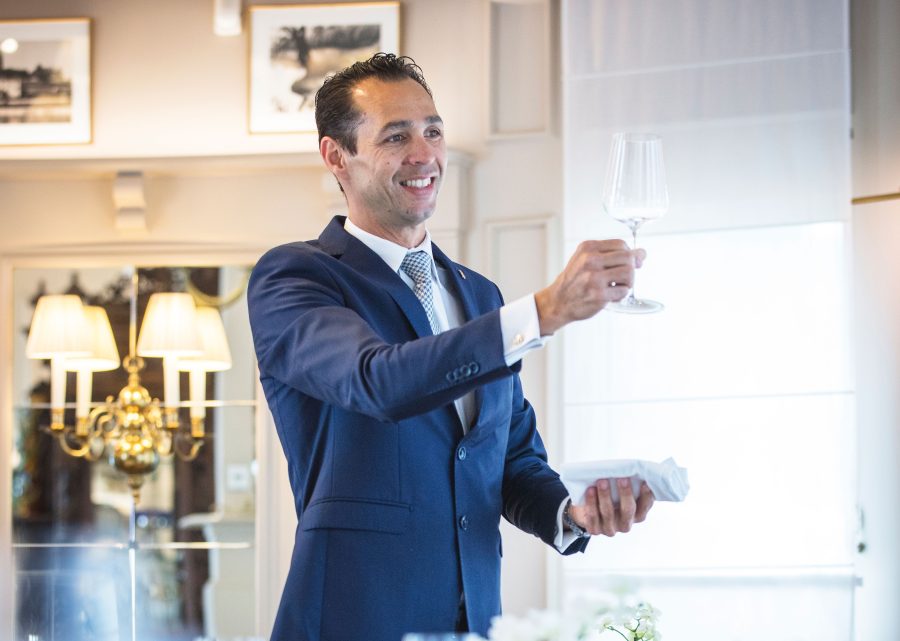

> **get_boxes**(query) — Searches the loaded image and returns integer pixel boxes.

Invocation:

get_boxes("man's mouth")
[399,177,434,189]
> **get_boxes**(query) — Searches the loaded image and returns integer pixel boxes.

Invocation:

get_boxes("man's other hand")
[568,478,655,537]
[534,240,646,336]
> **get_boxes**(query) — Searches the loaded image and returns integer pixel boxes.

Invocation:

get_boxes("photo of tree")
[249,3,399,134]
[268,24,381,114]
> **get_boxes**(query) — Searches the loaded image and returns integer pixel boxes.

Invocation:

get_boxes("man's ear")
[320,136,347,175]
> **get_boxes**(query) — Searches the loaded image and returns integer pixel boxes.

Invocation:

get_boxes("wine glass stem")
[628,224,640,303]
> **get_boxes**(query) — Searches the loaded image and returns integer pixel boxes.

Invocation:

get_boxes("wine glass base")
[610,298,664,314]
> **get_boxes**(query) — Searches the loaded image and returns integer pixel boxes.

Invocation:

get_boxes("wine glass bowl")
[602,132,669,314]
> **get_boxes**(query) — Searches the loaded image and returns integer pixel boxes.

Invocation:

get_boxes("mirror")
[10,263,258,641]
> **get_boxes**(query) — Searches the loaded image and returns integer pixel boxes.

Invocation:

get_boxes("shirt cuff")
[500,294,548,366]
[553,496,583,551]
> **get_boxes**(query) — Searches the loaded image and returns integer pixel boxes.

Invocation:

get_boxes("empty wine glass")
[602,132,669,313]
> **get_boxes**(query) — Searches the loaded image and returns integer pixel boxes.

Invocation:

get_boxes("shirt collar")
[344,218,435,275]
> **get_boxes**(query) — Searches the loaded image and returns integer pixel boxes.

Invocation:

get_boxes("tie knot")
[400,251,432,285]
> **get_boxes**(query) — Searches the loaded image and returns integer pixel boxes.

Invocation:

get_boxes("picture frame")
[0,18,91,146]
[248,2,400,134]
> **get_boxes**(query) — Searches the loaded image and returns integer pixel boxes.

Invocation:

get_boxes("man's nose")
[405,135,436,165]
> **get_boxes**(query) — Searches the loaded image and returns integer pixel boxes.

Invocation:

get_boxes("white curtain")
[561,2,854,639]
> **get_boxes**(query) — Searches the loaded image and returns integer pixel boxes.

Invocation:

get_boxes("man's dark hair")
[315,52,432,155]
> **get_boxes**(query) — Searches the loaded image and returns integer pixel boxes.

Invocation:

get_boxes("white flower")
[490,614,540,641]
[528,608,564,639]
[489,596,659,641]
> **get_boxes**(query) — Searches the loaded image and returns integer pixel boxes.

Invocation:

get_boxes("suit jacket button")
[469,362,480,374]
[457,446,467,461]
[459,515,469,531]
[446,372,456,383]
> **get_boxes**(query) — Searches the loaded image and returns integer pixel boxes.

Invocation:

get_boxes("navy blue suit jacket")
[248,216,587,641]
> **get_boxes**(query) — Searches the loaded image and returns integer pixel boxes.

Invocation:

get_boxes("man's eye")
[385,133,405,143]
[426,128,442,138]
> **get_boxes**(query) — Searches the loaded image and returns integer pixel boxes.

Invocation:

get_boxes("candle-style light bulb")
[136,293,202,428]
[65,306,120,434]
[25,295,91,430]
[177,307,232,438]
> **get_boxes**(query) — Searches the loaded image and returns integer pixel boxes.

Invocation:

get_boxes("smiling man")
[248,53,654,641]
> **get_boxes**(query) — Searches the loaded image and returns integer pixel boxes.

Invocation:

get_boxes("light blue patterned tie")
[400,251,440,334]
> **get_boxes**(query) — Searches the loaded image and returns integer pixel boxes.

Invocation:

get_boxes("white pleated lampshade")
[178,307,232,372]
[136,293,203,357]
[66,306,120,372]
[25,295,91,359]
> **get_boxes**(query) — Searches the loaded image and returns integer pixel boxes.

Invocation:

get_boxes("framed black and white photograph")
[249,2,400,134]
[0,18,91,145]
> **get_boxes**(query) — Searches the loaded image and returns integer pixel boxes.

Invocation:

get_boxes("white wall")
[0,0,492,160]
[466,0,564,615]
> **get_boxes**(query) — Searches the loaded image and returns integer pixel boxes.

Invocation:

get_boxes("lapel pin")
[458,269,466,280]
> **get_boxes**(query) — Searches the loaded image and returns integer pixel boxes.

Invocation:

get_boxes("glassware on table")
[602,132,669,314]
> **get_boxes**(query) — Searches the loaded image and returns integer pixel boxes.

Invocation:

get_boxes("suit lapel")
[432,243,482,323]
[432,243,486,428]
[318,216,435,339]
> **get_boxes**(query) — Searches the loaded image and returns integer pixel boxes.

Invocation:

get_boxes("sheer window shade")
[564,0,850,239]
[561,2,854,639]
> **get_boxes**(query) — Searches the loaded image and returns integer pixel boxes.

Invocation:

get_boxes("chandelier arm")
[56,431,92,458]
[182,266,251,309]
[93,411,117,444]
[87,405,111,437]
[155,428,174,457]
[173,432,204,461]
[83,436,106,462]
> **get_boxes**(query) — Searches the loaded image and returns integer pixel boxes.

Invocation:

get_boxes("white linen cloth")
[561,457,689,505]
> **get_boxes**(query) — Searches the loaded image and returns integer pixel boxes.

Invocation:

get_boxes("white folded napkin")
[561,457,689,505]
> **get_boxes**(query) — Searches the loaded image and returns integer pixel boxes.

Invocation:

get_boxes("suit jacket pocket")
[301,497,411,534]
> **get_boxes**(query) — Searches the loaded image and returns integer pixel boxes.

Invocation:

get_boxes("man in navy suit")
[248,53,654,641]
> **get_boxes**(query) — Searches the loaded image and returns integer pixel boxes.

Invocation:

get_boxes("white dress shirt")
[344,219,582,550]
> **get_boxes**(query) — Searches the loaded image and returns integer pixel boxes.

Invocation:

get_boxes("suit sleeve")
[501,355,589,555]
[248,244,518,423]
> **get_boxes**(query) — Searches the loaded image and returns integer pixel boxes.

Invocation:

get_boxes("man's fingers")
[594,480,617,537]
[604,265,637,290]
[606,286,629,302]
[616,478,636,533]
[587,249,639,270]
[635,482,655,523]
[634,247,647,268]
[571,480,655,539]
[577,239,630,254]
[579,486,601,532]
[537,241,648,333]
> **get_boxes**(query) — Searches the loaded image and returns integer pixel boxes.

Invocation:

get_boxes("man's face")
[337,77,446,239]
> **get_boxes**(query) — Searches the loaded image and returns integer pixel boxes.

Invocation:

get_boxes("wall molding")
[482,214,566,613]
[485,0,554,139]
